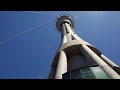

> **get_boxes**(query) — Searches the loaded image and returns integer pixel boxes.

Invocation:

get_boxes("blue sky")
[0,11,120,79]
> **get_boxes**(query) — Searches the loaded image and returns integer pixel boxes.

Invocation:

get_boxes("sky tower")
[48,14,120,79]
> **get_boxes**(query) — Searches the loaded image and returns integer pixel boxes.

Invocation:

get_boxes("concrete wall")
[68,54,87,71]
[67,54,98,71]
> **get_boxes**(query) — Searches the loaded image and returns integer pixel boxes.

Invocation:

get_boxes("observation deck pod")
[55,14,75,33]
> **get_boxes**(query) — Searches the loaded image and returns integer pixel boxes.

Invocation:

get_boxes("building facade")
[48,14,120,79]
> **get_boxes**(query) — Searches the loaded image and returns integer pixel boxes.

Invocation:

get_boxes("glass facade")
[62,66,110,79]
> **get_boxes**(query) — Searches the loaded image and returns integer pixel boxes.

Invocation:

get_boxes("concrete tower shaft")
[55,15,92,46]
[48,14,120,79]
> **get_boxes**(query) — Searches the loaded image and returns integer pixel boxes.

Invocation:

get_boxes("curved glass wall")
[62,66,110,79]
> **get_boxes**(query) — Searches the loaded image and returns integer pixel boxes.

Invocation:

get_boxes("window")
[71,69,82,79]
[66,30,69,33]
[62,66,110,79]
[80,67,97,79]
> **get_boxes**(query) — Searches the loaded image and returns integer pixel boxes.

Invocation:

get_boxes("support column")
[80,44,120,79]
[54,50,67,79]
[65,23,80,40]
[100,54,119,68]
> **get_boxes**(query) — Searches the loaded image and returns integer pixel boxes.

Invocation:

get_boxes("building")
[48,14,120,79]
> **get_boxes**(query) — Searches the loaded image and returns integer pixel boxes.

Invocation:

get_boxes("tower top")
[55,14,75,33]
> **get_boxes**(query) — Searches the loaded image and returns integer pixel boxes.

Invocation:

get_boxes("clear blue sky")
[0,11,120,79]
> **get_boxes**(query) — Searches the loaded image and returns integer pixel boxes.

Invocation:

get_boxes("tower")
[48,14,120,79]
